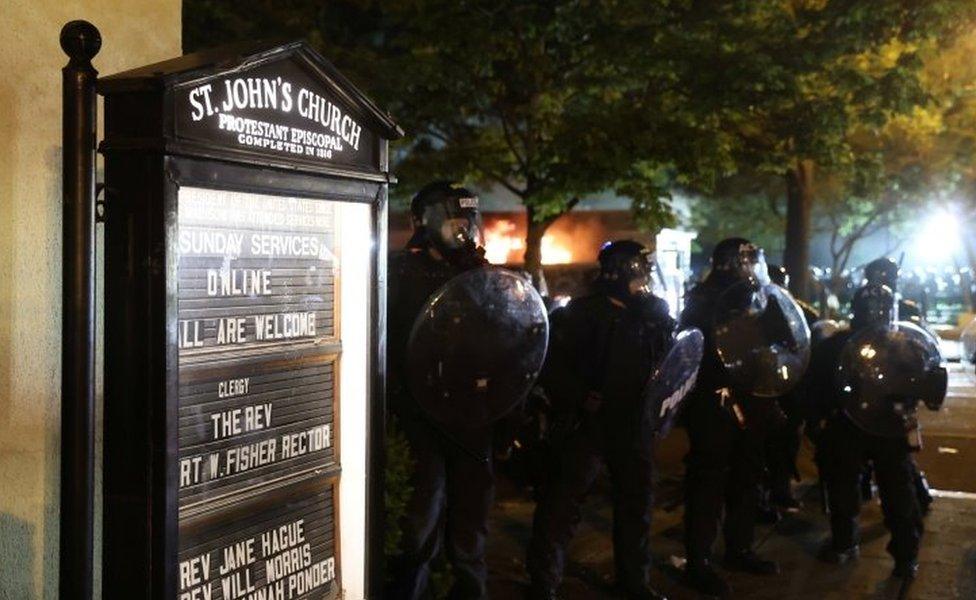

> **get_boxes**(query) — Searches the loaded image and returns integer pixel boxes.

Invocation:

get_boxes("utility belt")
[817,408,923,452]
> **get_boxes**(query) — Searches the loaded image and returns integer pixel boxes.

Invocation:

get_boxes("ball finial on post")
[60,20,101,64]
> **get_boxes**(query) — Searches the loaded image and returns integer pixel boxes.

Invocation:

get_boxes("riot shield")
[836,321,948,438]
[406,267,549,435]
[642,328,704,438]
[714,282,812,397]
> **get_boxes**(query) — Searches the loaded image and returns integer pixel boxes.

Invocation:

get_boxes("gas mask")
[851,284,895,331]
[716,242,770,287]
[418,195,485,265]
[597,240,656,304]
[624,255,655,298]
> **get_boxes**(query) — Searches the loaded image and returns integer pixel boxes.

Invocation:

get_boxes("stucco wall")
[0,2,181,597]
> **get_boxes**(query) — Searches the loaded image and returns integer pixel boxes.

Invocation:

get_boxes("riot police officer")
[386,181,492,599]
[808,284,928,578]
[526,240,675,600]
[858,258,934,513]
[680,238,782,597]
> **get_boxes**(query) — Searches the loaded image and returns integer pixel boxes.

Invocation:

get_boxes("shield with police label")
[406,267,549,434]
[836,321,947,438]
[714,282,812,397]
[642,328,704,438]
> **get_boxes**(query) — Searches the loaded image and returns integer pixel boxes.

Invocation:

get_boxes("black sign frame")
[99,41,397,600]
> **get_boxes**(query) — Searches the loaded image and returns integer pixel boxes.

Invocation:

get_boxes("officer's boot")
[893,557,919,579]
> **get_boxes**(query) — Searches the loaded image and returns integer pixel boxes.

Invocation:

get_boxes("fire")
[541,235,573,265]
[483,219,574,265]
[483,219,524,264]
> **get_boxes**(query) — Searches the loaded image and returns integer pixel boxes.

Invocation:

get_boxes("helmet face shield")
[865,257,899,290]
[712,239,770,286]
[626,254,655,297]
[421,201,484,252]
[742,245,771,286]
[598,241,655,299]
[720,242,770,286]
[852,284,895,330]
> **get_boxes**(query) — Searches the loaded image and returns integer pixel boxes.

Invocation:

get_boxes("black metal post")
[59,20,100,600]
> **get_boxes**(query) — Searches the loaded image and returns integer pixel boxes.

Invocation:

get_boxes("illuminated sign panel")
[173,188,372,599]
[178,485,339,600]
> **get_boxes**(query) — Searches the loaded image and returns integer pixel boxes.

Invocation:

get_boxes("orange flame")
[483,218,575,265]
[483,219,524,264]
[541,235,573,265]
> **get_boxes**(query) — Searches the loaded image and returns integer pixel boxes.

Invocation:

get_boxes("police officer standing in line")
[857,258,934,513]
[386,181,493,599]
[526,240,675,600]
[680,238,782,597]
[806,284,924,578]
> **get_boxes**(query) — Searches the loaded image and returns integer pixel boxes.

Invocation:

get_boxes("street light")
[915,206,962,263]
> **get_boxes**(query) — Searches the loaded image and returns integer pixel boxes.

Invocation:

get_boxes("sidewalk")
[485,455,976,599]
[484,363,976,599]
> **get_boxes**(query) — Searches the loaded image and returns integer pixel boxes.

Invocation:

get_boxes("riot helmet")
[711,237,771,286]
[411,181,485,257]
[864,257,899,290]
[767,264,789,288]
[597,240,655,299]
[851,284,895,331]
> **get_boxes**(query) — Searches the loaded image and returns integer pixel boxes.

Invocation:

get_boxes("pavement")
[482,360,976,599]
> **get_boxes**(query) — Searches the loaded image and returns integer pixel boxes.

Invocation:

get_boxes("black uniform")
[851,284,934,513]
[680,273,783,566]
[386,239,494,600]
[527,291,675,595]
[763,389,803,507]
[806,330,923,567]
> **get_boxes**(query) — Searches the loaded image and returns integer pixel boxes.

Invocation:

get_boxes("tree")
[826,25,976,277]
[184,1,976,294]
[184,1,738,286]
[666,1,976,298]
[346,1,753,286]
[682,176,787,261]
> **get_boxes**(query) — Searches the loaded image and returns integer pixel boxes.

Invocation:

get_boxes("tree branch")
[541,196,580,227]
[498,112,529,172]
[488,173,528,198]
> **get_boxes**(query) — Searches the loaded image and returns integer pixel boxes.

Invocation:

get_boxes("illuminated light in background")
[915,206,962,263]
[541,235,573,264]
[482,218,575,265]
[483,219,524,264]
